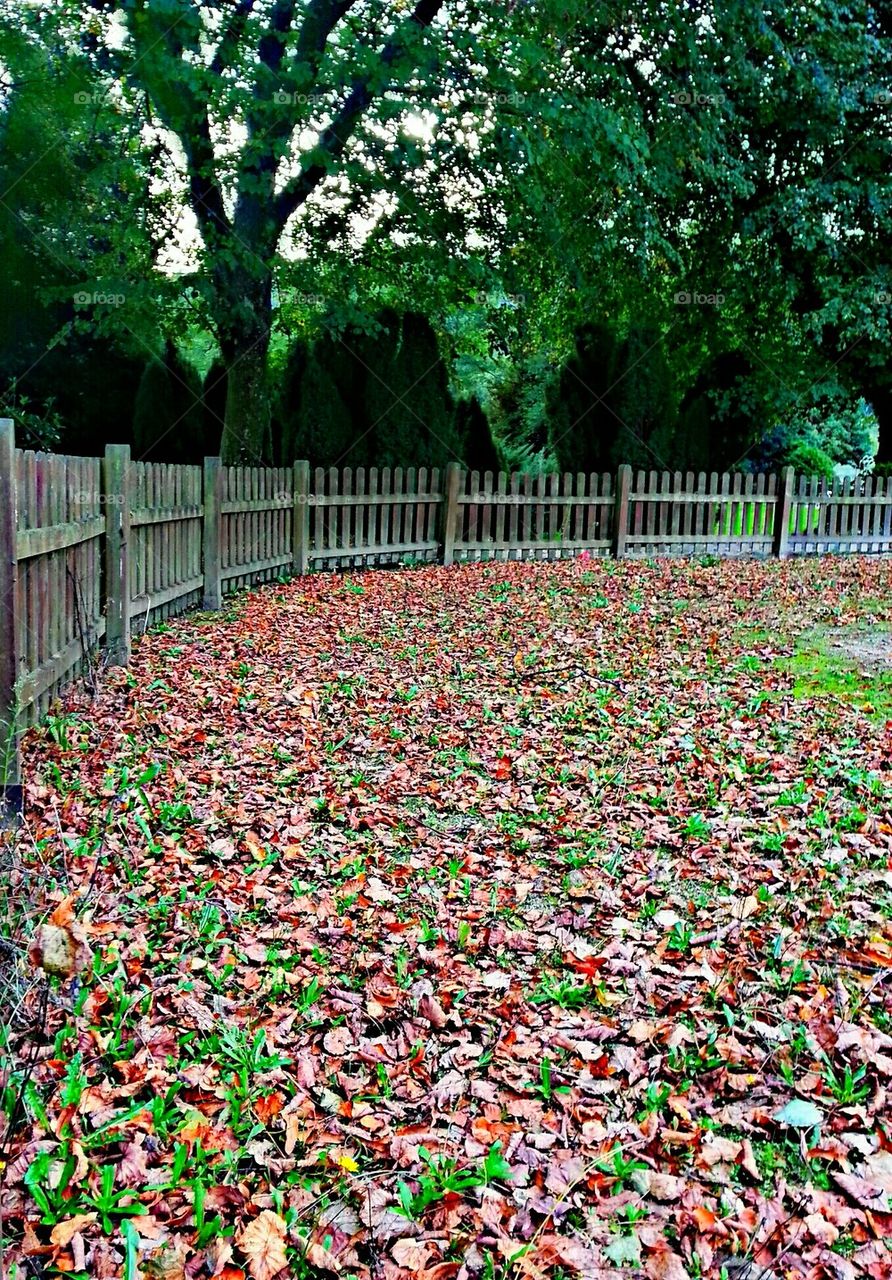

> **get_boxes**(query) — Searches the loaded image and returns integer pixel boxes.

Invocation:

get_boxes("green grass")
[780,625,892,722]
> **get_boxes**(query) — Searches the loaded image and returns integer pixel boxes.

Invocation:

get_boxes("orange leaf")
[253,1092,285,1124]
[567,955,607,978]
[494,756,512,779]
[691,1205,719,1232]
[48,895,78,926]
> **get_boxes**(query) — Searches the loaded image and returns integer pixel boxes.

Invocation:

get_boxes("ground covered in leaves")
[4,557,892,1280]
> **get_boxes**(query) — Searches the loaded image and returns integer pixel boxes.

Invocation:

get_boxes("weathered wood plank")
[104,444,131,665]
[0,422,21,817]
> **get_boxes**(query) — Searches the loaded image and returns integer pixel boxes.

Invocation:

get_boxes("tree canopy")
[0,1,889,467]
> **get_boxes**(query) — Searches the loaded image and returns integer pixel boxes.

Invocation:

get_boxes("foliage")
[280,337,361,468]
[5,555,892,1276]
[0,0,890,467]
[360,312,461,469]
[608,326,677,469]
[782,444,836,482]
[751,398,879,473]
[133,344,208,464]
[455,397,500,473]
[548,325,619,474]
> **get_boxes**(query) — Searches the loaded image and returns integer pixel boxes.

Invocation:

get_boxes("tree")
[359,311,460,467]
[2,0,889,469]
[0,12,150,452]
[503,1,892,468]
[133,343,207,463]
[280,329,370,467]
[548,326,620,474]
[455,397,499,473]
[608,326,676,468]
[101,0,547,461]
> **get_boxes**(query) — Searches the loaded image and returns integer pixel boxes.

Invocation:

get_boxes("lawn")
[3,556,892,1280]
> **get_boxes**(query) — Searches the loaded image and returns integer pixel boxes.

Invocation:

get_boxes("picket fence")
[2,419,892,810]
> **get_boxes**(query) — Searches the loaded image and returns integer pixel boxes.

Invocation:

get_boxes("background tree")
[133,343,208,463]
[1,1,889,469]
[105,0,573,461]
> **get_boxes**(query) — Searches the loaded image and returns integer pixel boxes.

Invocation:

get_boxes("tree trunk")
[217,268,274,464]
[220,339,272,463]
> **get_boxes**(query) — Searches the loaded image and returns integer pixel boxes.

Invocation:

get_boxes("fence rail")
[2,417,892,814]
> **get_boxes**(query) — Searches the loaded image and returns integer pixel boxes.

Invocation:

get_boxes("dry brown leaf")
[731,894,759,921]
[698,1134,742,1167]
[236,1211,288,1280]
[832,1171,892,1209]
[364,876,394,903]
[49,1214,97,1247]
[644,1248,691,1280]
[305,1241,343,1272]
[418,992,448,1027]
[647,1172,686,1201]
[391,1239,433,1270]
[142,1241,188,1280]
[29,920,91,977]
[802,1212,840,1246]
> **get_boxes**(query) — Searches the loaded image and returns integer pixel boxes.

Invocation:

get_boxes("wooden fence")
[3,418,892,812]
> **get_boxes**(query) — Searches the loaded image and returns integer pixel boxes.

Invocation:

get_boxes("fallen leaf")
[774,1099,824,1129]
[236,1211,288,1280]
[49,1214,97,1247]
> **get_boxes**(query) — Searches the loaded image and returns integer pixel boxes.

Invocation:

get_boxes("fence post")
[773,465,794,559]
[293,459,310,576]
[203,456,222,609]
[104,444,131,666]
[0,420,21,821]
[613,464,632,559]
[442,461,462,566]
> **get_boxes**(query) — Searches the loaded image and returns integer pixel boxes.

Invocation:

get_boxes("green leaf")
[483,1141,513,1183]
[121,1218,140,1280]
[773,1099,824,1128]
[603,1235,642,1266]
[135,761,161,787]
[396,1180,414,1218]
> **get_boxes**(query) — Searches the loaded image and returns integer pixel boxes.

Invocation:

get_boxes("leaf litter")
[3,555,892,1279]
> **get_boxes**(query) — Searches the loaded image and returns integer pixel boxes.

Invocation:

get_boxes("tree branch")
[272,0,446,232]
[257,0,297,76]
[210,0,257,77]
[235,0,359,228]
[123,0,232,247]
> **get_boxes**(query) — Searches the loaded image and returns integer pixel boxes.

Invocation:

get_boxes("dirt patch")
[822,625,892,672]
